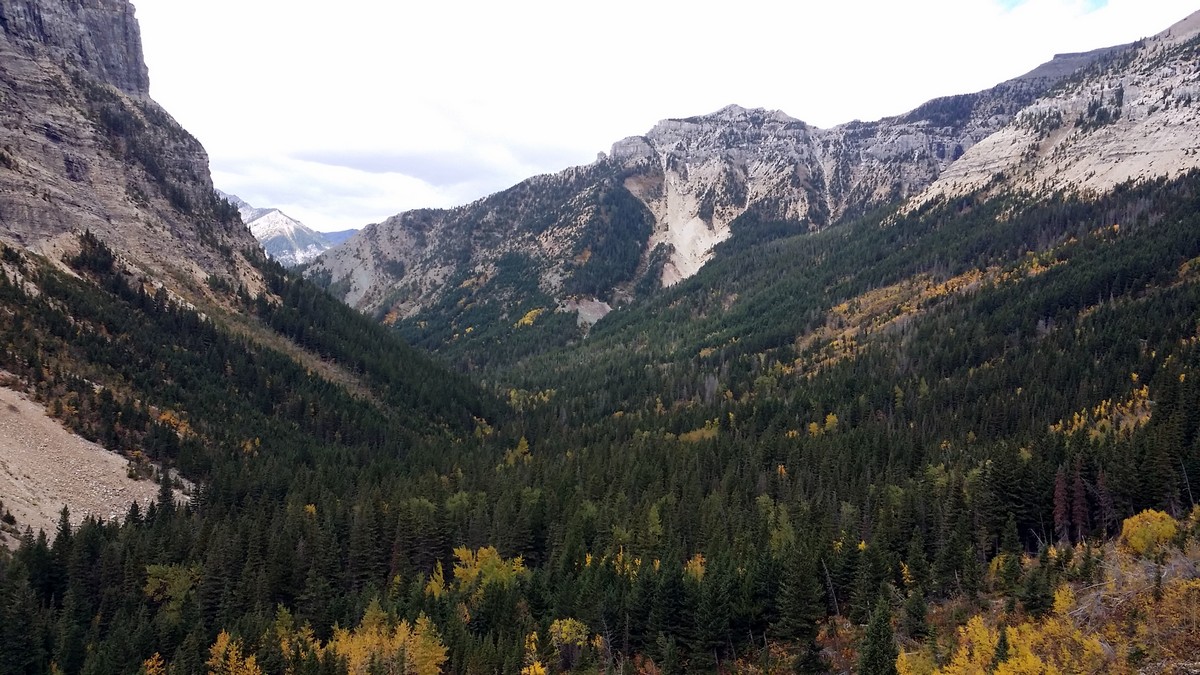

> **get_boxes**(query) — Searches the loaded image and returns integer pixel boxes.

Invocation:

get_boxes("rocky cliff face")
[0,0,148,96]
[309,46,1120,329]
[0,0,262,296]
[314,162,634,321]
[914,11,1200,206]
[610,107,818,287]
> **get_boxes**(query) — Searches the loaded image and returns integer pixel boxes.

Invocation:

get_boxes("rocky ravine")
[309,44,1123,328]
[0,0,263,298]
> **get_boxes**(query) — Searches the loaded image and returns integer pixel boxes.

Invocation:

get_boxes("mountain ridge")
[308,37,1157,351]
[218,190,337,266]
[2,5,1200,674]
[913,8,1200,208]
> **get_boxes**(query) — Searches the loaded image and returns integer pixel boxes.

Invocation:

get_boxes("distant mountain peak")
[221,191,349,267]
[677,104,802,125]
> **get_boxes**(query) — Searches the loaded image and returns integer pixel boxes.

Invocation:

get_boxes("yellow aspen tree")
[406,614,449,675]
[1121,510,1178,557]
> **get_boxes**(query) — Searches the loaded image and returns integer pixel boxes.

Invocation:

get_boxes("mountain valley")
[309,27,1200,375]
[0,2,1199,674]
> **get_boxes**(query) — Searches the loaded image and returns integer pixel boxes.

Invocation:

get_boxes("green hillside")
[3,172,1200,673]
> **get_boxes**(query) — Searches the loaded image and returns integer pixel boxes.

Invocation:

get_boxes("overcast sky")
[131,0,1198,232]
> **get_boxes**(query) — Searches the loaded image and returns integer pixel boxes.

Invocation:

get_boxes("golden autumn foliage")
[451,545,527,600]
[272,607,321,659]
[548,617,591,669]
[901,525,1200,675]
[791,268,1015,379]
[503,436,532,467]
[206,631,263,675]
[140,653,167,675]
[548,619,589,648]
[268,600,447,675]
[513,308,545,328]
[507,388,556,412]
[328,600,447,675]
[521,631,547,675]
[424,561,447,599]
[679,419,719,443]
[902,613,1108,675]
[156,409,193,437]
[1120,509,1178,557]
[520,661,548,675]
[1049,385,1151,439]
[683,552,707,582]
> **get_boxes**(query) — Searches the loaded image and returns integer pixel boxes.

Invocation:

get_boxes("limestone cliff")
[0,0,262,298]
[309,46,1117,326]
[914,10,1200,206]
[0,0,148,95]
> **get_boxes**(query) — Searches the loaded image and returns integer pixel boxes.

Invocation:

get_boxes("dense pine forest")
[2,172,1200,674]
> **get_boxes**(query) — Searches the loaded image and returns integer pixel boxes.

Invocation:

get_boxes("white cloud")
[132,0,1198,231]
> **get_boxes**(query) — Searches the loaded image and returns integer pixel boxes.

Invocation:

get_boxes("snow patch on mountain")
[219,191,334,267]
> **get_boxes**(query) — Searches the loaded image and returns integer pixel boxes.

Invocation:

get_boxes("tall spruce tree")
[857,595,898,675]
[772,546,826,672]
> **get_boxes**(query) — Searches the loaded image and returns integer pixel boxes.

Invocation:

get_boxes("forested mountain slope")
[345,11,1200,378]
[6,172,1200,674]
[1,3,1200,675]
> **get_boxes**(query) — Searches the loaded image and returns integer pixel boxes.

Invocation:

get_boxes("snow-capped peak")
[218,191,348,267]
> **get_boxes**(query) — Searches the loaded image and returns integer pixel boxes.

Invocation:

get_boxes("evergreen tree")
[901,591,928,641]
[1020,565,1053,618]
[857,595,898,675]
[772,546,826,672]
[54,587,88,674]
[647,565,686,648]
[691,559,732,669]
[993,625,1010,668]
[1054,465,1070,543]
[904,529,931,593]
[156,464,176,521]
[1072,461,1090,543]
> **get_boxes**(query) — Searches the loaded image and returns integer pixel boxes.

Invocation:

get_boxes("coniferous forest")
[2,172,1200,674]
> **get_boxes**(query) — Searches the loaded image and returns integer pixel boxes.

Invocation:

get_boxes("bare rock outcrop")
[914,10,1200,206]
[310,48,1111,323]
[311,13,1200,341]
[0,0,263,298]
[0,0,149,96]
